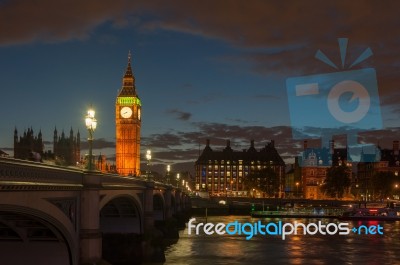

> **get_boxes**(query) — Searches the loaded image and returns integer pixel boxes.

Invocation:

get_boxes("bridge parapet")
[100,173,149,189]
[0,157,82,190]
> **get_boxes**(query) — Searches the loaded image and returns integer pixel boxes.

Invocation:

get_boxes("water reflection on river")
[163,216,400,265]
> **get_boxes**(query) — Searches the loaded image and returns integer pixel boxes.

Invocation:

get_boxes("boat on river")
[338,203,400,221]
[251,208,343,218]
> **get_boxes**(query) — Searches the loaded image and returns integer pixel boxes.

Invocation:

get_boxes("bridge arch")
[170,194,176,215]
[99,193,144,264]
[0,204,76,265]
[99,194,143,234]
[153,192,165,221]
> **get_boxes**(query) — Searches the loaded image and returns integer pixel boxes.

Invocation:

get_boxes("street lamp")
[177,173,180,188]
[166,165,170,184]
[85,108,97,171]
[356,184,359,201]
[146,149,152,181]
[295,182,299,198]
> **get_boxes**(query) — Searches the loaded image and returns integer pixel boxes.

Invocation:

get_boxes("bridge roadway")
[0,157,190,265]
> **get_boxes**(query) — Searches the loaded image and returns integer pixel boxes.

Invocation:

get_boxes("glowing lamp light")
[146,149,152,181]
[85,107,97,171]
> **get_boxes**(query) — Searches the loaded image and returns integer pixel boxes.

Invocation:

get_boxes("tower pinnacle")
[119,51,135,96]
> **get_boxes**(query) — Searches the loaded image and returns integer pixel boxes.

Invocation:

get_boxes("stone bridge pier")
[0,158,191,265]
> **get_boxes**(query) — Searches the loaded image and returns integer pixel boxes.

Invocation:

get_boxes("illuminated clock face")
[120,106,133,118]
[138,108,141,120]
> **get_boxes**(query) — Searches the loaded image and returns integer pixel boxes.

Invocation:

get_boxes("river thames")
[162,215,400,265]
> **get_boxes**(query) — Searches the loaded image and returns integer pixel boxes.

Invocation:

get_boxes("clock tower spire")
[116,51,142,176]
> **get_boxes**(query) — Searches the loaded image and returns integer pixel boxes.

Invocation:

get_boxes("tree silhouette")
[321,165,351,199]
[371,171,398,200]
[243,167,279,197]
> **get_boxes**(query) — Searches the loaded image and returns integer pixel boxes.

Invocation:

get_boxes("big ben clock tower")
[116,52,141,176]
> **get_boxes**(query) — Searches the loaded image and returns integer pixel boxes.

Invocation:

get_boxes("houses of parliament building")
[14,127,80,166]
[13,52,142,176]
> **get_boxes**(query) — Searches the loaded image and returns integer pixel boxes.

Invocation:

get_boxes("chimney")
[394,141,399,155]
[226,140,230,147]
[206,139,210,146]
[250,140,254,148]
[303,140,308,150]
[329,140,335,155]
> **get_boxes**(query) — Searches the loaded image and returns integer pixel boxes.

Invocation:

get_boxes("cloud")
[166,109,192,121]
[0,147,13,152]
[0,0,137,46]
[5,1,400,109]
[80,138,115,149]
[142,132,183,149]
[141,121,400,174]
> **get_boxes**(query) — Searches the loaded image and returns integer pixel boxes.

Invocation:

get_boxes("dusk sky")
[2,1,400,173]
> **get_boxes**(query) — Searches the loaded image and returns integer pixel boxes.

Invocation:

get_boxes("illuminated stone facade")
[300,140,349,199]
[115,52,141,176]
[195,139,285,197]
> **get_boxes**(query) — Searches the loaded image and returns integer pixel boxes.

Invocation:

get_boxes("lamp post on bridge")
[85,108,97,171]
[166,164,171,184]
[177,173,180,188]
[146,149,152,181]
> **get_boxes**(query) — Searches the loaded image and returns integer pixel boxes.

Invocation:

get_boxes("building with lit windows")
[300,140,350,199]
[195,139,285,197]
[357,141,400,200]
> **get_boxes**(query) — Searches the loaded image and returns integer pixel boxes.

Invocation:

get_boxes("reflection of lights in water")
[165,217,400,264]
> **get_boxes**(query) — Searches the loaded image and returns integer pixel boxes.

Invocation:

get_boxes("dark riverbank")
[190,197,355,216]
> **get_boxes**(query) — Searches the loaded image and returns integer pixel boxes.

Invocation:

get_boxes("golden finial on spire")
[128,50,131,64]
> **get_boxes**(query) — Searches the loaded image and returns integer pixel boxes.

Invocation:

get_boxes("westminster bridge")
[0,157,191,265]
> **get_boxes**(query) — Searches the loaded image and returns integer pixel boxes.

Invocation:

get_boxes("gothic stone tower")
[116,52,141,176]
